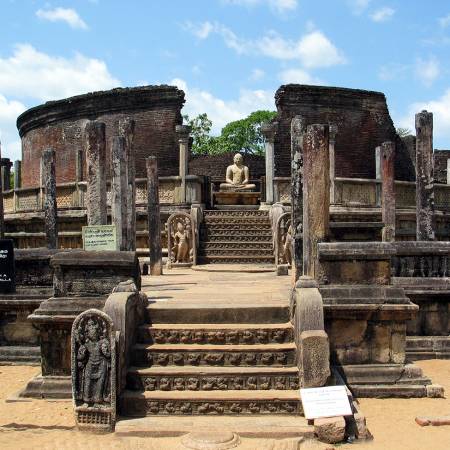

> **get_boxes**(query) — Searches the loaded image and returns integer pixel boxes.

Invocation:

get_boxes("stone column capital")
[261,122,278,142]
[176,125,191,143]
[329,124,338,143]
[415,110,433,129]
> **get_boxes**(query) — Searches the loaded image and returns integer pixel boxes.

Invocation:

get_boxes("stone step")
[146,302,288,324]
[199,249,274,257]
[201,234,273,241]
[115,415,314,439]
[204,210,269,218]
[199,241,273,251]
[137,323,294,345]
[198,256,275,264]
[350,384,430,398]
[127,366,299,392]
[132,343,296,367]
[0,345,41,364]
[120,389,302,417]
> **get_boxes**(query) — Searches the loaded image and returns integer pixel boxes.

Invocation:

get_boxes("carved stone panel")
[71,309,116,432]
[166,212,196,268]
[275,212,293,266]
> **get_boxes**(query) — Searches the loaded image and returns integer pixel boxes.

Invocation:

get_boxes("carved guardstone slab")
[0,239,15,293]
[72,309,116,432]
[166,212,196,268]
[82,225,117,251]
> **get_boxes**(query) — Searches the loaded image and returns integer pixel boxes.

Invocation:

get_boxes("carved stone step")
[127,366,299,392]
[202,234,273,241]
[146,302,289,324]
[203,221,272,229]
[137,323,294,345]
[204,210,269,218]
[199,241,273,251]
[200,249,274,257]
[198,256,275,264]
[132,343,296,367]
[120,389,302,417]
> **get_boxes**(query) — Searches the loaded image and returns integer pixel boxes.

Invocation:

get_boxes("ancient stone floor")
[140,265,291,307]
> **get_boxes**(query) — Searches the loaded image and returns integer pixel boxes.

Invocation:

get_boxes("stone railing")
[3,176,204,214]
[392,242,450,278]
[333,178,380,207]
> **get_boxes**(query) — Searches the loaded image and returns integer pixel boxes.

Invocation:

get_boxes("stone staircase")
[198,210,274,264]
[120,301,302,417]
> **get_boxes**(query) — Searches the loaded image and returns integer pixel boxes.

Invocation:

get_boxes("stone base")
[214,192,260,206]
[75,405,115,433]
[18,374,72,399]
[406,335,450,361]
[0,345,40,365]
[335,363,444,398]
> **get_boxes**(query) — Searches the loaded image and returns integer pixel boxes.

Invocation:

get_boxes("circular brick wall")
[17,85,185,187]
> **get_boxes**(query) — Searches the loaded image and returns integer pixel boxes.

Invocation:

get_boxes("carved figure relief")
[275,212,293,266]
[71,309,116,432]
[166,212,196,267]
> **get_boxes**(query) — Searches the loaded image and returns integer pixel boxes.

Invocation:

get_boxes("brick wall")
[18,86,185,187]
[274,84,415,181]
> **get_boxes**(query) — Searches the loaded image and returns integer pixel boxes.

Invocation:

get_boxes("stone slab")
[214,192,261,206]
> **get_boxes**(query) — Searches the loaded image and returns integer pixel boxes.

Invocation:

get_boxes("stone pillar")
[176,125,191,204]
[14,160,21,189]
[75,149,83,182]
[111,136,128,250]
[41,149,58,249]
[0,144,5,238]
[375,147,381,179]
[261,122,277,204]
[415,110,435,241]
[1,158,12,191]
[329,124,338,204]
[302,124,330,279]
[291,116,305,282]
[119,118,136,251]
[146,156,163,275]
[447,159,450,185]
[379,141,396,242]
[84,121,107,226]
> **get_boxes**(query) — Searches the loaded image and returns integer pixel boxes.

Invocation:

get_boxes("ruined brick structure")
[434,150,450,184]
[17,86,185,187]
[274,85,415,180]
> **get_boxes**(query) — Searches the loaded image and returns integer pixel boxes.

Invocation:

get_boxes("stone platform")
[213,192,261,206]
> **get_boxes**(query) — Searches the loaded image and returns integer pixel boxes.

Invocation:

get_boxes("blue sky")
[1,0,450,161]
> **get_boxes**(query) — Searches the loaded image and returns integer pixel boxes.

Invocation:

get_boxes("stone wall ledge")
[393,241,450,255]
[318,242,395,260]
[320,285,408,302]
[50,250,138,268]
[324,303,418,321]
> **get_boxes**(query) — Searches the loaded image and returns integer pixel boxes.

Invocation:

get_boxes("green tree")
[183,110,277,156]
[397,127,413,138]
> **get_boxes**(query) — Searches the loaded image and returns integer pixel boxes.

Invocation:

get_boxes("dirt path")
[0,360,449,449]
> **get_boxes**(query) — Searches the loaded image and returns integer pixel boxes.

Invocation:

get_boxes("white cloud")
[415,56,440,87]
[185,23,346,69]
[378,63,409,81]
[278,68,322,84]
[347,0,371,15]
[250,68,265,81]
[439,14,450,28]
[0,44,120,101]
[398,89,450,145]
[190,21,214,39]
[170,78,274,134]
[36,7,88,30]
[0,95,27,161]
[222,0,298,13]
[370,7,395,23]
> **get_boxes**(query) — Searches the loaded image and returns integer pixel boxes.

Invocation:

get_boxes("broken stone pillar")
[146,156,163,275]
[415,110,435,241]
[329,124,338,204]
[261,122,277,205]
[290,116,305,282]
[375,147,381,179]
[41,149,58,249]
[176,125,191,204]
[379,141,396,242]
[447,159,450,185]
[84,121,107,226]
[302,124,330,279]
[14,160,21,189]
[75,149,83,182]
[119,118,136,251]
[111,136,128,250]
[1,158,12,191]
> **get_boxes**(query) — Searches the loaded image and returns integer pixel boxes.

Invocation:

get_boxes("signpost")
[82,225,117,251]
[0,239,15,293]
[300,385,352,420]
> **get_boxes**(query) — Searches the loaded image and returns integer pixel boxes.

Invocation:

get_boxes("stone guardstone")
[71,308,116,432]
[0,239,15,293]
[181,431,241,449]
[299,330,330,388]
[314,416,346,444]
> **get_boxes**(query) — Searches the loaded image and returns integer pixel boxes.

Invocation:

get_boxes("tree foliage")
[183,110,277,156]
[397,127,413,138]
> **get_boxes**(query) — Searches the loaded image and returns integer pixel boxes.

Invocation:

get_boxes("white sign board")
[82,225,117,251]
[300,386,352,420]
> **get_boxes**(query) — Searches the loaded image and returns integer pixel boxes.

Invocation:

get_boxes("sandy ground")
[0,360,449,450]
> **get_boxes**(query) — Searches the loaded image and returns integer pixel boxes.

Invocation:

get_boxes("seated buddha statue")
[219,154,256,191]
